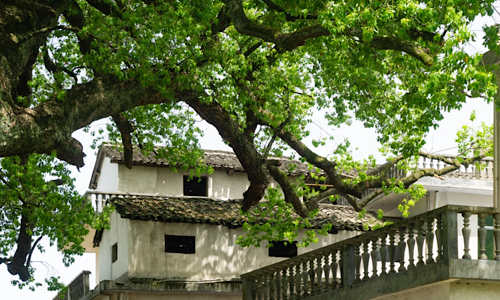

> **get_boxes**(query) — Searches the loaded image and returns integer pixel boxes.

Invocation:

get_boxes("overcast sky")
[1,11,498,300]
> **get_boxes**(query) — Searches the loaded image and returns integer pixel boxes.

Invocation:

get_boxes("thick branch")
[2,0,56,16]
[224,0,434,65]
[366,155,404,176]
[266,162,308,218]
[7,210,33,281]
[112,113,134,169]
[358,188,384,208]
[261,0,317,21]
[0,74,186,166]
[184,97,269,211]
[223,0,329,51]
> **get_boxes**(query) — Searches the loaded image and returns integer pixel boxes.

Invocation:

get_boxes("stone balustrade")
[241,205,500,300]
[52,270,91,300]
[391,156,493,180]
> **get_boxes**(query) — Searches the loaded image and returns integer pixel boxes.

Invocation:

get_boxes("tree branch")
[112,113,135,169]
[261,0,317,21]
[183,97,269,211]
[266,163,308,218]
[2,0,56,16]
[223,0,434,65]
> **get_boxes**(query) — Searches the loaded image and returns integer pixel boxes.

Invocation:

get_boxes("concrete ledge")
[83,279,242,300]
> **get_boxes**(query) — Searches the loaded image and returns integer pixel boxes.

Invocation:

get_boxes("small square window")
[165,235,195,254]
[111,243,118,263]
[183,176,207,196]
[269,241,297,258]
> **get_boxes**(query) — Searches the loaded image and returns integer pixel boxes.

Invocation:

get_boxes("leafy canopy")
[0,0,499,288]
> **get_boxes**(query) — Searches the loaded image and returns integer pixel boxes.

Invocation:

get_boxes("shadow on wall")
[126,221,361,281]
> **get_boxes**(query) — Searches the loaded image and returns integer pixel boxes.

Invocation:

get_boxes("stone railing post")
[242,277,254,300]
[341,244,355,288]
[442,210,458,261]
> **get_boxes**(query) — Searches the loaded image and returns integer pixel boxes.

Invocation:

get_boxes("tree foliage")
[0,0,499,286]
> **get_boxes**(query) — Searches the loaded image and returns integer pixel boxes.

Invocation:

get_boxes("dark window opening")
[269,241,297,258]
[165,235,195,254]
[183,176,207,196]
[111,243,118,263]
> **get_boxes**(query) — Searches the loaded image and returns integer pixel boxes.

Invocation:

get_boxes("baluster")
[256,278,263,300]
[309,259,316,294]
[302,261,309,296]
[289,265,295,299]
[495,214,500,261]
[407,223,416,269]
[462,212,472,259]
[416,220,425,266]
[380,233,388,276]
[370,237,379,278]
[426,217,435,264]
[331,249,339,288]
[263,274,269,300]
[276,269,282,300]
[249,277,257,300]
[435,214,443,261]
[315,255,323,294]
[282,268,288,300]
[398,226,406,272]
[388,230,396,274]
[422,157,428,169]
[295,262,302,299]
[478,213,488,260]
[323,252,331,291]
[269,273,275,300]
[362,240,370,281]
[354,242,362,283]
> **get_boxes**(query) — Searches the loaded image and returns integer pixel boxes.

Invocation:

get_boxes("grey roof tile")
[100,143,314,176]
[110,196,382,231]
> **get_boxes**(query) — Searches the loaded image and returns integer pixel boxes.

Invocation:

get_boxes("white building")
[58,144,381,300]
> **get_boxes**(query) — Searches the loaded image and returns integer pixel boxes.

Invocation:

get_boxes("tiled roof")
[110,196,382,231]
[99,143,312,176]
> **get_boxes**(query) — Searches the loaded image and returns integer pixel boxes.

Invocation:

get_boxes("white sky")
[1,10,498,300]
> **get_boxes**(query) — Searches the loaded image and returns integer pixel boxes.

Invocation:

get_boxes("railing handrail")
[241,204,499,279]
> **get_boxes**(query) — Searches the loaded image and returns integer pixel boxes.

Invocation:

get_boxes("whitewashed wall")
[116,164,280,200]
[98,211,361,282]
[96,157,119,192]
[98,211,130,282]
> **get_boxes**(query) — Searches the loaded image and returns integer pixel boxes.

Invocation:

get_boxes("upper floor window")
[111,243,118,263]
[269,241,297,258]
[183,176,207,196]
[165,235,196,254]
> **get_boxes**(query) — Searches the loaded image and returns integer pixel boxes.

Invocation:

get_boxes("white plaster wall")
[98,211,130,281]
[155,167,183,196]
[117,164,281,200]
[118,165,158,194]
[373,281,500,300]
[96,157,119,192]
[210,171,249,199]
[125,220,360,281]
